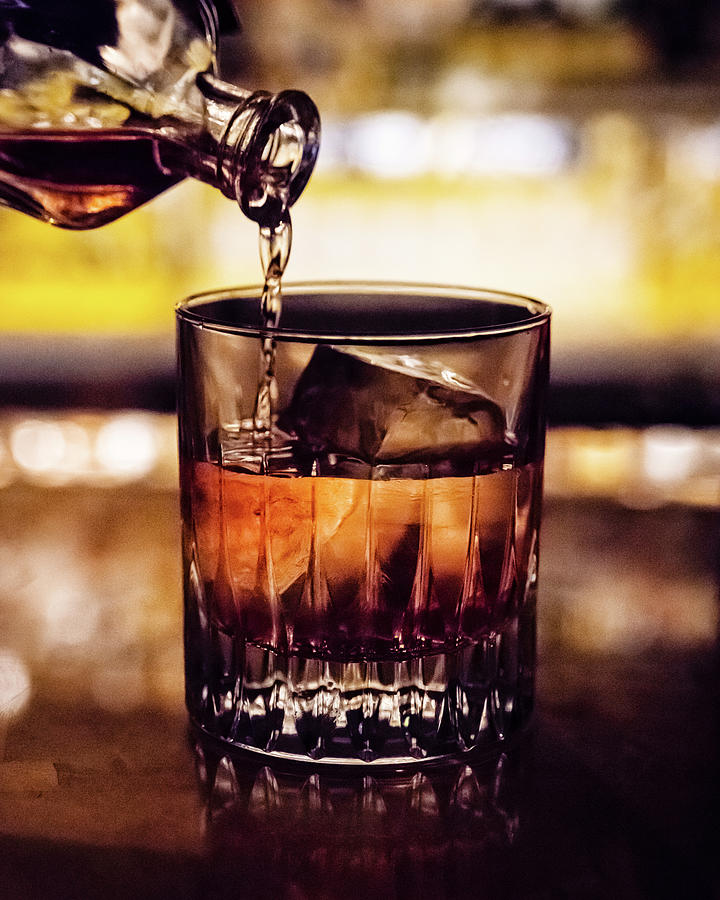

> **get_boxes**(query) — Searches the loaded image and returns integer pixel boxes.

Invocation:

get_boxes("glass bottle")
[0,0,320,230]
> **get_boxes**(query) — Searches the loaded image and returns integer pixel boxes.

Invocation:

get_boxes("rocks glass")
[177,283,550,767]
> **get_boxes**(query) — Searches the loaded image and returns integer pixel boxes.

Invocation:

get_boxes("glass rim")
[176,280,551,343]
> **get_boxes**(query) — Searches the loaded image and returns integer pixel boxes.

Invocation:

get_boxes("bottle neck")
[194,73,320,229]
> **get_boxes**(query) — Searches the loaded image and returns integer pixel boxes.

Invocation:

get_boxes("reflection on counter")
[0,649,31,759]
[194,735,525,900]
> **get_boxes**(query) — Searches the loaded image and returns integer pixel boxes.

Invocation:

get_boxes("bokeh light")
[95,414,159,480]
[642,426,701,485]
[11,420,67,478]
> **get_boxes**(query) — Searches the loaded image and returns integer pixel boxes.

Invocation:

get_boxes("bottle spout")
[217,87,320,230]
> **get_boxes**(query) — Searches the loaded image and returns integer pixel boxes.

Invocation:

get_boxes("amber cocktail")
[177,283,550,766]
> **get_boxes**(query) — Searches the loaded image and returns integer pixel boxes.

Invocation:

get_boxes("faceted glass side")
[183,460,541,764]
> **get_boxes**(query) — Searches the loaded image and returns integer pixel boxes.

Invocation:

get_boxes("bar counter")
[0,447,717,899]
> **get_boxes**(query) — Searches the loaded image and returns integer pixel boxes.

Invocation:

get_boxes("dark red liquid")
[186,458,542,660]
[0,129,182,228]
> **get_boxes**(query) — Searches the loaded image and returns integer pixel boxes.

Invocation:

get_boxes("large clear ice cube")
[281,346,508,470]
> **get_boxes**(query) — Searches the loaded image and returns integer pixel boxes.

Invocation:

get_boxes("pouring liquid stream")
[251,213,292,441]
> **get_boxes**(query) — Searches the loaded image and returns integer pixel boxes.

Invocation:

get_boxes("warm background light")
[0,0,719,358]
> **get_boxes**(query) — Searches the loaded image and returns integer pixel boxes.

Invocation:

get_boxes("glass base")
[186,605,535,768]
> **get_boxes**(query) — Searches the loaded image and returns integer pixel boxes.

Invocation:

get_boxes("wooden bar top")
[0,481,717,899]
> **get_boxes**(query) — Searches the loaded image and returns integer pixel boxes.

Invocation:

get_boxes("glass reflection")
[192,734,528,900]
[0,648,31,757]
[0,649,31,718]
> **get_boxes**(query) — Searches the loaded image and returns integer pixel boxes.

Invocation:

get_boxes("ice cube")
[282,346,508,470]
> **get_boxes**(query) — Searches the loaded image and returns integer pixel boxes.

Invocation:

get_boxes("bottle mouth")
[232,90,320,229]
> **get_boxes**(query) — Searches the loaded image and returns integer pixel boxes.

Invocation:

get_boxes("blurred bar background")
[1,0,719,665]
[2,0,720,414]
[1,10,718,895]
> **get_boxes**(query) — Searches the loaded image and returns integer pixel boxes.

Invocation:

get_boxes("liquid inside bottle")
[0,3,320,230]
[0,128,183,228]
